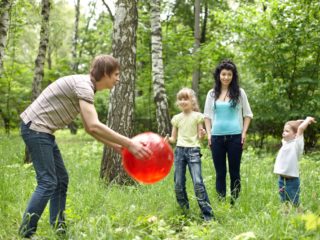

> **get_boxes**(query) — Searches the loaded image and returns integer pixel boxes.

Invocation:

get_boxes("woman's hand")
[241,132,247,145]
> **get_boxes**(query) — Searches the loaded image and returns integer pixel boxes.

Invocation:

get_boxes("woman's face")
[219,69,233,88]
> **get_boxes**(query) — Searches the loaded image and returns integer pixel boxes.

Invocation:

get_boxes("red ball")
[122,132,174,184]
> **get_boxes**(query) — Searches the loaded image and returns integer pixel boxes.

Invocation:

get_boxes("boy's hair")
[90,55,120,81]
[176,88,200,112]
[285,120,303,133]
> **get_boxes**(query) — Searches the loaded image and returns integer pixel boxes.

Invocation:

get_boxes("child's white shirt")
[273,135,304,177]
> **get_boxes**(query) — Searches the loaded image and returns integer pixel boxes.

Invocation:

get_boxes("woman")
[204,59,253,204]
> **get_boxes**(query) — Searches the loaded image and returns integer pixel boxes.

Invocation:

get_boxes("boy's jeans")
[278,176,300,206]
[210,134,242,201]
[19,122,69,237]
[174,146,213,218]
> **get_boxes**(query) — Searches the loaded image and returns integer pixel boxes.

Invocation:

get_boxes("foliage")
[219,0,320,148]
[1,131,320,239]
[0,0,319,149]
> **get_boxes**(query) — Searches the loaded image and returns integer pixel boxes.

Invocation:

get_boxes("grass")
[0,130,320,239]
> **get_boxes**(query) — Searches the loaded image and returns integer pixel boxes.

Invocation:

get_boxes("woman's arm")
[242,117,251,145]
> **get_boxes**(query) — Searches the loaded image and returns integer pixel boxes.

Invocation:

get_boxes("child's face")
[282,124,296,141]
[178,98,193,112]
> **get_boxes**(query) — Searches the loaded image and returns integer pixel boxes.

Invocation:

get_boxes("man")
[19,55,151,238]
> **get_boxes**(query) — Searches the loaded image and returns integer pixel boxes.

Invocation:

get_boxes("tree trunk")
[150,0,171,136]
[0,0,11,76]
[71,0,80,72]
[67,0,81,135]
[191,0,201,97]
[100,0,138,184]
[25,0,50,163]
[31,0,50,101]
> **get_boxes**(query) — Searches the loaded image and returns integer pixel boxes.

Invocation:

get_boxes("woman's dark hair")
[212,59,240,108]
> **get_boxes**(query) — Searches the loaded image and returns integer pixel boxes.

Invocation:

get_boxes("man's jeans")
[278,176,300,206]
[19,122,69,237]
[174,147,213,218]
[210,134,242,201]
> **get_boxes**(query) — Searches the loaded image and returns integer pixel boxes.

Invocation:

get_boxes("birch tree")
[0,0,11,76]
[25,0,50,163]
[67,0,80,134]
[191,0,201,96]
[0,0,11,134]
[150,0,171,136]
[100,0,138,184]
[31,0,50,101]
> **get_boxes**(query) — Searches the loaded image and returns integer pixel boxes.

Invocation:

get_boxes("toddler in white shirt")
[274,117,316,206]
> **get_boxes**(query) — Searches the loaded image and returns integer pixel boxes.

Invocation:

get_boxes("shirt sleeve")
[197,112,204,124]
[204,90,214,120]
[295,134,304,153]
[171,115,178,127]
[74,76,95,104]
[240,88,253,118]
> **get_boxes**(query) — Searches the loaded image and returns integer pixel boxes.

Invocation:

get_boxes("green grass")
[1,130,320,239]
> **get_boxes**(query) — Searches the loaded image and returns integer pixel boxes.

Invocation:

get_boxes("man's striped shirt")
[20,75,95,134]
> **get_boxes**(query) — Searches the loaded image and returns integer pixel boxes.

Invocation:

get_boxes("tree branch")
[101,0,114,22]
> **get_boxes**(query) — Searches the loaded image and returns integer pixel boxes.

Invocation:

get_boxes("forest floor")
[1,130,319,239]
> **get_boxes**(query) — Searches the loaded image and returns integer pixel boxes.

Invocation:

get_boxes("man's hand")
[127,140,152,159]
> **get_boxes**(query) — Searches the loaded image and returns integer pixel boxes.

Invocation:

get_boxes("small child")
[167,88,214,221]
[273,116,316,207]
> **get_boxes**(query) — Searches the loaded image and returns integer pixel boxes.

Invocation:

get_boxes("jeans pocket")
[189,148,201,163]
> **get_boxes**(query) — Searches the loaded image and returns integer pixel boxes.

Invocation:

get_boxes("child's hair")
[176,88,200,112]
[285,120,303,133]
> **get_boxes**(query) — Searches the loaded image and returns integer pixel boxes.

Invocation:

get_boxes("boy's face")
[282,124,296,141]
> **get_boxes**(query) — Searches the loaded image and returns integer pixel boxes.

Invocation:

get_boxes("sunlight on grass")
[1,130,319,239]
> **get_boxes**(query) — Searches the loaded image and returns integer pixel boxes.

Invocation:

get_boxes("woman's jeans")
[210,134,242,201]
[278,176,300,206]
[174,147,213,218]
[19,122,69,237]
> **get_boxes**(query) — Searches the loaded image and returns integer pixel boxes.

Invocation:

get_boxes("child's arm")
[204,118,212,146]
[166,126,178,144]
[297,117,316,137]
[198,123,206,139]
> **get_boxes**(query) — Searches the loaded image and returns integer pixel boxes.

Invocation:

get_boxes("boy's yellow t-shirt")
[171,111,204,147]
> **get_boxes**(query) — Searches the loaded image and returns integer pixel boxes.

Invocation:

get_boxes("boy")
[273,116,316,206]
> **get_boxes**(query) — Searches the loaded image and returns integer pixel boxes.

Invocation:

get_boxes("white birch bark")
[31,0,50,101]
[150,0,171,136]
[192,0,201,96]
[100,0,138,183]
[0,0,11,76]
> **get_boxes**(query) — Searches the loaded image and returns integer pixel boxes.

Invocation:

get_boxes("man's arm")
[79,100,151,158]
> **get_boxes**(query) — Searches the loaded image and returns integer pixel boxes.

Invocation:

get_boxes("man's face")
[102,69,120,89]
